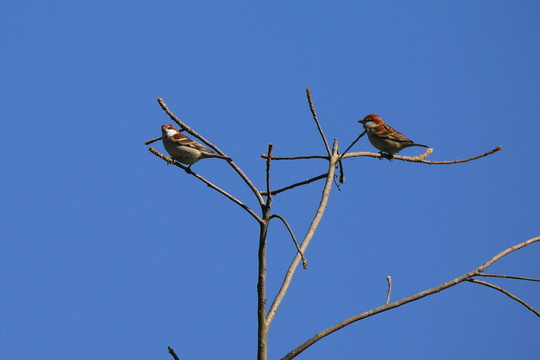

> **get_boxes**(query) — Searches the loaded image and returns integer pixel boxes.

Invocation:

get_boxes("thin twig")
[149,147,262,222]
[386,276,392,305]
[342,149,433,161]
[339,130,367,161]
[267,140,340,326]
[168,346,180,360]
[270,214,308,269]
[336,125,367,184]
[467,279,540,317]
[338,159,345,184]
[260,174,327,196]
[144,136,162,145]
[333,171,342,190]
[156,97,266,208]
[281,236,540,360]
[476,236,540,271]
[306,87,331,156]
[476,274,540,282]
[266,144,273,204]
[343,145,501,164]
[261,154,329,160]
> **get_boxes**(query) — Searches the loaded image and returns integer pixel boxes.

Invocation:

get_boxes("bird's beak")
[358,119,365,124]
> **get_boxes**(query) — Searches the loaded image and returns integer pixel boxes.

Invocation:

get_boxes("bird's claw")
[378,152,394,161]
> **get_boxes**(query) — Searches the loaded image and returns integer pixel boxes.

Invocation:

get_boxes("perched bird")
[161,124,230,167]
[358,114,429,158]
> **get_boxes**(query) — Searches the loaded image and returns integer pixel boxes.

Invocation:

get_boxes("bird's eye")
[365,118,371,121]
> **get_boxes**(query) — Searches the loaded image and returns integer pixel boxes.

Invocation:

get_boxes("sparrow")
[161,124,230,167]
[358,114,429,159]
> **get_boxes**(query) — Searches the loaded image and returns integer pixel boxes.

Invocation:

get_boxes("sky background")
[1,1,539,359]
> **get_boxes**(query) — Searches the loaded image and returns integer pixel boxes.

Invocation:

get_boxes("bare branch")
[343,145,501,164]
[261,154,329,160]
[281,236,540,360]
[144,136,162,145]
[260,174,327,196]
[343,149,433,161]
[168,346,180,360]
[476,274,540,282]
[467,279,540,317]
[270,214,308,269]
[476,236,540,271]
[386,276,392,305]
[257,221,270,359]
[148,147,262,223]
[306,87,331,156]
[267,140,340,326]
[339,130,367,161]
[265,144,273,204]
[338,159,345,184]
[336,130,367,184]
[156,97,266,208]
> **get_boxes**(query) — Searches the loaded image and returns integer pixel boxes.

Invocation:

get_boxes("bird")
[161,124,230,167]
[358,114,429,159]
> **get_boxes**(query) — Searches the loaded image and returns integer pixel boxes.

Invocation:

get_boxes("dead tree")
[146,88,539,360]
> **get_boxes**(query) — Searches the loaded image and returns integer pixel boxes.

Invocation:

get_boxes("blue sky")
[1,1,539,359]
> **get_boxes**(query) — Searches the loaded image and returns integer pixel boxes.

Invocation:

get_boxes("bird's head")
[358,114,384,130]
[161,124,178,137]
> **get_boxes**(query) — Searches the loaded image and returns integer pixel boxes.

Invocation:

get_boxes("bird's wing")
[172,133,216,154]
[373,123,414,144]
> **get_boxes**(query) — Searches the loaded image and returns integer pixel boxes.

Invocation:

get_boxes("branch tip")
[168,346,180,360]
[144,136,162,145]
[386,276,392,305]
[305,87,331,156]
[266,144,274,201]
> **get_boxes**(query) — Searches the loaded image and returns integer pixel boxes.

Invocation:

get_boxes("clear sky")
[1,1,539,359]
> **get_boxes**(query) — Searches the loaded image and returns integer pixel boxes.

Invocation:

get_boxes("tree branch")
[281,236,540,360]
[338,130,367,161]
[263,145,501,165]
[269,214,308,269]
[467,279,540,317]
[258,218,269,360]
[386,276,392,305]
[148,147,262,223]
[260,174,327,196]
[267,140,340,326]
[260,154,329,160]
[306,87,331,156]
[265,144,273,204]
[476,236,540,271]
[343,145,501,164]
[144,136,162,145]
[156,97,266,208]
[476,274,540,282]
[168,346,180,360]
